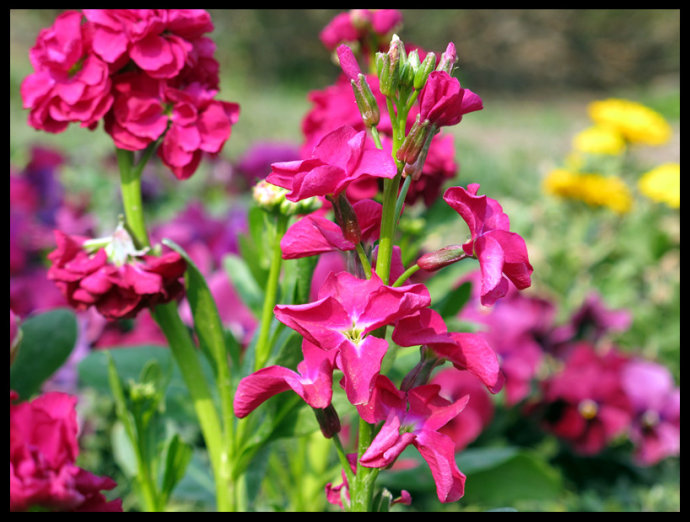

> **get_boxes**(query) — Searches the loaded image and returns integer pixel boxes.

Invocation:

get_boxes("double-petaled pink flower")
[267,125,397,202]
[356,375,469,503]
[47,228,186,320]
[440,184,533,306]
[20,10,114,134]
[10,391,122,512]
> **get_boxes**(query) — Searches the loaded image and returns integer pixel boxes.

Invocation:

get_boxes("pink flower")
[268,125,397,202]
[10,391,122,512]
[273,271,430,405]
[530,343,633,455]
[47,229,186,320]
[233,340,338,417]
[442,184,533,306]
[319,9,402,52]
[83,9,213,79]
[358,376,469,503]
[20,10,114,133]
[393,307,504,394]
[418,71,483,128]
[621,359,680,466]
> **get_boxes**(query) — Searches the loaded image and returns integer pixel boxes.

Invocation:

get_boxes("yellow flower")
[543,168,633,214]
[588,98,672,146]
[572,125,626,155]
[638,162,680,208]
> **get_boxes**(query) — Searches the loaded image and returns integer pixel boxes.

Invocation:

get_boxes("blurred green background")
[9,9,680,512]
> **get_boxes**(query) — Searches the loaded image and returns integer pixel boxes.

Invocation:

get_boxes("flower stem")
[253,213,289,372]
[349,418,379,511]
[392,263,421,287]
[115,146,233,511]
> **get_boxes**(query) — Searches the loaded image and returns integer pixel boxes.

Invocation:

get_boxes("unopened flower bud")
[417,245,468,271]
[414,51,437,90]
[351,74,380,128]
[330,193,362,244]
[436,42,458,74]
[253,179,287,211]
[378,35,404,97]
[396,114,431,165]
[313,404,341,439]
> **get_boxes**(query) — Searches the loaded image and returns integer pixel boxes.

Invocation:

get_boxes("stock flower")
[358,376,469,503]
[531,343,632,455]
[418,71,483,128]
[20,10,114,133]
[268,125,397,202]
[637,162,680,209]
[320,9,402,52]
[47,227,186,320]
[442,184,533,306]
[273,271,430,404]
[621,359,680,466]
[10,391,122,512]
[233,340,338,417]
[588,98,672,146]
[393,308,504,393]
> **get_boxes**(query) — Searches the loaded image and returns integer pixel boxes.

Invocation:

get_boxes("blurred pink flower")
[531,343,633,455]
[319,9,402,52]
[621,359,680,466]
[443,184,533,306]
[10,391,121,512]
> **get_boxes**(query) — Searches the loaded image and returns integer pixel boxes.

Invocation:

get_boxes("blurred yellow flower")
[543,168,633,214]
[588,98,672,146]
[572,125,626,155]
[638,162,680,208]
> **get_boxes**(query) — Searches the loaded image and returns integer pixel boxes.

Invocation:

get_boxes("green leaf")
[163,238,239,372]
[222,253,265,316]
[432,280,472,319]
[160,433,193,505]
[10,308,78,398]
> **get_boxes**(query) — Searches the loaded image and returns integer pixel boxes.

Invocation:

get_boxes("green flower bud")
[351,74,380,128]
[396,114,431,165]
[330,193,361,244]
[417,245,468,271]
[414,51,437,90]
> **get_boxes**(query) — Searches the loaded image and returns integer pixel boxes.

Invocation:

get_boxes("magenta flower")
[234,340,338,417]
[393,307,504,393]
[621,359,680,466]
[319,9,402,52]
[10,391,122,512]
[358,376,469,503]
[442,184,533,306]
[273,271,430,405]
[47,229,186,320]
[20,10,114,133]
[418,71,483,128]
[267,125,397,202]
[531,343,633,455]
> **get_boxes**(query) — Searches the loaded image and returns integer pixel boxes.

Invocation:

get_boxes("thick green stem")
[116,146,233,511]
[254,213,289,372]
[151,302,231,511]
[349,418,379,511]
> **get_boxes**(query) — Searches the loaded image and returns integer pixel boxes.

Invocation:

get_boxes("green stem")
[254,213,289,372]
[116,146,233,511]
[332,434,355,487]
[355,243,373,279]
[151,302,231,511]
[116,149,149,249]
[392,263,421,287]
[349,418,379,511]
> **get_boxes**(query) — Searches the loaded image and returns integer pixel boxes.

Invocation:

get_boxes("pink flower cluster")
[47,229,186,320]
[21,9,239,179]
[320,9,403,54]
[10,391,122,512]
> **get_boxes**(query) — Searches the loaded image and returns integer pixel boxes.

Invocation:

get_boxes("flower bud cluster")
[252,179,322,216]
